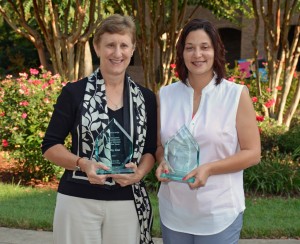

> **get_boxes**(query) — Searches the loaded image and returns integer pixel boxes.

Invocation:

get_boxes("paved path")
[0,227,299,244]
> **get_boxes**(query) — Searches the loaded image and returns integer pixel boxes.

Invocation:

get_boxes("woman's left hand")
[109,162,142,187]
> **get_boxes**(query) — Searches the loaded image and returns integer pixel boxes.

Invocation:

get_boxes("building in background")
[126,5,299,85]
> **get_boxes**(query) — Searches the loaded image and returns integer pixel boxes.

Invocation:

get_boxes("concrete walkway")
[0,227,299,244]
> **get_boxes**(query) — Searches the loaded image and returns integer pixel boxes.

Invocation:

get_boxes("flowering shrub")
[0,66,66,181]
[225,64,287,135]
[225,65,300,195]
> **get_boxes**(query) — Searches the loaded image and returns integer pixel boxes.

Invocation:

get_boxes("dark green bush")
[259,117,286,152]
[244,149,300,196]
[278,124,300,158]
[0,22,39,78]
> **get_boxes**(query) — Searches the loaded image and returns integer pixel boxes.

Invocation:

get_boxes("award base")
[160,173,195,183]
[96,167,134,175]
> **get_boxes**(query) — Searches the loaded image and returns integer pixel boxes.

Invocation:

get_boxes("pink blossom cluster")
[0,66,64,150]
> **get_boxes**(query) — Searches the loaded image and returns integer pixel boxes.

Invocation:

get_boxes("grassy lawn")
[0,183,56,230]
[0,183,299,239]
[242,196,300,238]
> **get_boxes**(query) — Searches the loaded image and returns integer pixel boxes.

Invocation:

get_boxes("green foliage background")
[0,22,39,77]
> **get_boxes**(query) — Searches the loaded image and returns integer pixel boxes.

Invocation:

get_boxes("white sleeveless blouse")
[158,77,245,235]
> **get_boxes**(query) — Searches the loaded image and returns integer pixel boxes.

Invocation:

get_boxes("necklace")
[106,95,122,109]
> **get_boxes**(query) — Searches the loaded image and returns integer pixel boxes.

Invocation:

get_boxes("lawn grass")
[0,183,55,231]
[242,196,300,238]
[0,183,299,238]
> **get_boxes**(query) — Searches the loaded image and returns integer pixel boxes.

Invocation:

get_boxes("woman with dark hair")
[175,19,226,85]
[155,19,261,244]
[42,14,156,244]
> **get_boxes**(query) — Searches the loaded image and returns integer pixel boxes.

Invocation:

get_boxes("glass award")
[161,125,200,183]
[94,118,133,174]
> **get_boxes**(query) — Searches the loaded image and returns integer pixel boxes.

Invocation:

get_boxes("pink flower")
[266,87,271,93]
[44,98,50,104]
[19,72,28,79]
[52,74,60,79]
[252,97,258,103]
[30,68,39,75]
[2,139,9,147]
[256,115,264,122]
[39,65,44,69]
[170,63,176,69]
[48,79,54,85]
[19,85,30,95]
[228,77,236,82]
[21,113,27,119]
[33,80,41,85]
[42,71,52,79]
[6,75,12,79]
[174,72,179,78]
[19,101,29,106]
[264,99,275,108]
[276,86,282,91]
[42,83,49,90]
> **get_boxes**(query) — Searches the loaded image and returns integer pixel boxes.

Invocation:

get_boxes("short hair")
[175,19,226,85]
[93,14,136,48]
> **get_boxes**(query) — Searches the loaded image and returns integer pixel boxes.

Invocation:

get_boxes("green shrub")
[259,117,286,151]
[278,124,300,157]
[0,67,65,181]
[0,22,40,78]
[244,149,300,196]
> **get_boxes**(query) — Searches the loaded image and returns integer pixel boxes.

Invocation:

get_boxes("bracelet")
[75,157,83,171]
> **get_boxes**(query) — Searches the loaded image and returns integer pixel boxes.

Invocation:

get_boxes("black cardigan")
[42,76,157,200]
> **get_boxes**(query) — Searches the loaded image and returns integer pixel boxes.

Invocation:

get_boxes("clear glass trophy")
[160,125,200,183]
[94,118,133,174]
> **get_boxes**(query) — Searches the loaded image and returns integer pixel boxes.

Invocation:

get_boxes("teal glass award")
[95,119,133,174]
[160,125,200,183]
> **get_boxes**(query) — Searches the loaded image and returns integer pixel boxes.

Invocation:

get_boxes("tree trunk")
[0,0,102,81]
[254,0,300,129]
[284,75,300,127]
[78,41,93,79]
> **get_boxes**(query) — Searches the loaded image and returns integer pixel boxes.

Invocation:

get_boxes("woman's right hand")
[79,158,110,185]
[155,160,171,182]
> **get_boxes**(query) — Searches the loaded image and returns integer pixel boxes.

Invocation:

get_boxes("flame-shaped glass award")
[95,119,133,174]
[161,125,200,183]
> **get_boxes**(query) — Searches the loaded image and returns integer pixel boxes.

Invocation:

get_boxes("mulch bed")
[0,151,58,190]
